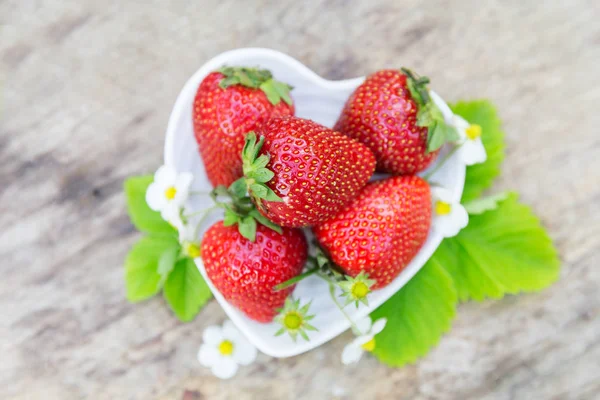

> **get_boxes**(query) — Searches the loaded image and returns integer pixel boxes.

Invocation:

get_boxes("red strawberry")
[313,176,431,289]
[193,66,294,187]
[334,69,459,175]
[202,222,307,322]
[237,116,376,228]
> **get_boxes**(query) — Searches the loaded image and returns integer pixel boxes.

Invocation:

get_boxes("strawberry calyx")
[237,131,283,209]
[210,180,282,242]
[274,297,317,342]
[400,67,460,153]
[217,66,293,106]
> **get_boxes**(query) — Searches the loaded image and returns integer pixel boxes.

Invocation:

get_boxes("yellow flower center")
[218,340,234,356]
[435,201,452,215]
[186,243,201,258]
[351,281,369,299]
[465,124,482,141]
[361,338,376,352]
[164,186,177,200]
[283,312,302,330]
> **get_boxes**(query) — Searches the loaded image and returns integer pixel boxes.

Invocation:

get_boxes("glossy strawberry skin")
[334,70,438,175]
[254,116,376,227]
[193,72,294,187]
[201,222,307,323]
[313,176,431,289]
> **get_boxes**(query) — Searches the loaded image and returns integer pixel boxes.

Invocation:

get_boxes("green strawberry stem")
[217,66,293,106]
[328,282,363,335]
[274,267,319,291]
[401,67,460,153]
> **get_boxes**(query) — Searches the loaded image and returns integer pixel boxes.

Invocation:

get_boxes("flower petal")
[354,334,374,347]
[145,182,167,211]
[434,203,468,238]
[458,139,487,166]
[431,187,454,204]
[154,165,177,185]
[161,205,184,231]
[198,344,219,367]
[232,338,258,366]
[371,318,387,335]
[211,357,238,379]
[183,225,198,243]
[453,115,471,130]
[222,320,244,341]
[202,325,224,345]
[450,203,469,231]
[341,342,364,365]
[353,316,372,336]
[173,172,193,207]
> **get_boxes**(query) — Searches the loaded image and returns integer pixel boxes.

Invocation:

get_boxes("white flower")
[431,187,468,237]
[341,316,387,365]
[453,115,487,165]
[198,320,258,379]
[179,220,201,259]
[145,165,193,220]
[161,203,185,231]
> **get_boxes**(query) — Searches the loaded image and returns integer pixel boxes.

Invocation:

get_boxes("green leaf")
[249,183,268,198]
[451,100,505,203]
[124,176,176,235]
[253,155,270,170]
[228,178,247,199]
[272,80,293,105]
[223,209,239,226]
[371,259,457,367]
[249,168,274,183]
[440,193,560,302]
[238,215,257,241]
[426,122,446,153]
[259,79,293,106]
[157,245,179,287]
[463,192,509,214]
[163,258,212,322]
[125,235,179,302]
[249,209,282,234]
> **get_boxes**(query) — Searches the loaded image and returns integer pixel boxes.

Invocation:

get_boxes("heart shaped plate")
[164,48,465,358]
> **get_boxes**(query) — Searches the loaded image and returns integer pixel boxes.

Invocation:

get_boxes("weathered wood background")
[1,0,599,399]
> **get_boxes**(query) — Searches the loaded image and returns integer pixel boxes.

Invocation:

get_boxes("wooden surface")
[1,0,599,399]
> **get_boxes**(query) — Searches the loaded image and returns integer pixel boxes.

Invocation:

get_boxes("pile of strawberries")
[194,66,448,323]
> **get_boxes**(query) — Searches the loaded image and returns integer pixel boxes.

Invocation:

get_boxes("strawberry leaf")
[451,100,505,203]
[124,176,176,236]
[163,258,212,322]
[371,258,457,367]
[441,193,560,302]
[125,235,179,302]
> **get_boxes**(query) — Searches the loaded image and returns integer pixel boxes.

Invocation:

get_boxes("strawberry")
[313,176,431,289]
[202,222,307,322]
[333,68,459,175]
[236,116,376,228]
[193,66,294,187]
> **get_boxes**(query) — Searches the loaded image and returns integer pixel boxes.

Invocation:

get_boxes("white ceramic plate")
[164,48,465,358]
